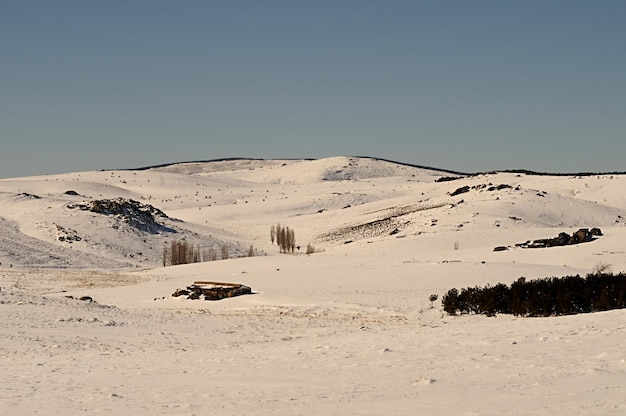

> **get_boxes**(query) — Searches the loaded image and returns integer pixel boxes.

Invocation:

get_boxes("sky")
[2,0,625,178]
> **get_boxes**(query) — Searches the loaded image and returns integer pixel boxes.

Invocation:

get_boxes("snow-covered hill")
[2,156,624,270]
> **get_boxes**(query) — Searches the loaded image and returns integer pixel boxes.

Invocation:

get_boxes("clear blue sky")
[2,0,625,178]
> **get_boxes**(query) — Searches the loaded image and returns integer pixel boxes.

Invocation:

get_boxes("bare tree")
[288,228,296,253]
[163,240,240,266]
[221,244,230,260]
[280,226,289,253]
[276,223,283,249]
[192,243,201,263]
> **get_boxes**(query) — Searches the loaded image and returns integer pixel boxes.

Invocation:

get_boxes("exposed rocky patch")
[318,202,448,243]
[0,217,133,269]
[320,216,405,242]
[54,223,82,243]
[17,192,42,199]
[67,198,176,234]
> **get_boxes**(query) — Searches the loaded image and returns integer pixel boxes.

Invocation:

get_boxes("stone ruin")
[494,228,602,251]
[172,281,252,301]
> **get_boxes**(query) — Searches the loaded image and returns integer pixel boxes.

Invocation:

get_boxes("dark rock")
[493,246,508,252]
[64,190,79,196]
[450,186,470,197]
[172,289,190,297]
[487,184,512,191]
[436,176,463,183]
[573,229,591,243]
[556,232,571,246]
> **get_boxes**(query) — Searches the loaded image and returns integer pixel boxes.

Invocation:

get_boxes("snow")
[1,156,625,415]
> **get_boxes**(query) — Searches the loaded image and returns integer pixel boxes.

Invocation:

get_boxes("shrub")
[442,272,626,317]
[592,262,612,274]
[442,288,459,315]
[428,294,438,308]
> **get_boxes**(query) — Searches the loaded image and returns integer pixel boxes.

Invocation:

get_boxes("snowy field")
[1,156,625,415]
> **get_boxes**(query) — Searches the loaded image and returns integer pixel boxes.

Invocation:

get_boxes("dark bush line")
[497,169,626,177]
[442,272,626,317]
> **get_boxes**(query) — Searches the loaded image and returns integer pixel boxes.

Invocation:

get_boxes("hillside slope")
[1,157,625,270]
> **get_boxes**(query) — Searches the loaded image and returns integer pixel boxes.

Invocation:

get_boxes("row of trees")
[270,223,296,253]
[164,240,199,266]
[442,272,626,317]
[164,223,303,266]
[163,240,255,266]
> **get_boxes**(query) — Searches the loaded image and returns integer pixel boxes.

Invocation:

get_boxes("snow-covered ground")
[1,156,625,415]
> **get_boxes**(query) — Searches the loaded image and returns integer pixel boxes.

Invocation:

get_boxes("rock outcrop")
[68,198,175,234]
[515,228,602,249]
